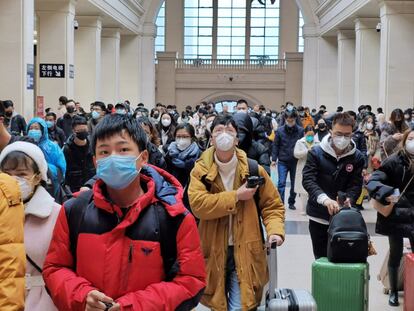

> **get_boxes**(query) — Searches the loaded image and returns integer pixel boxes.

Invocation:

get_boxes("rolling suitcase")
[404,253,414,311]
[262,243,317,311]
[312,258,369,311]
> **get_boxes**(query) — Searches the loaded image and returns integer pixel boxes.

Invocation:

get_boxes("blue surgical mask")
[46,121,54,129]
[91,111,100,120]
[116,109,126,115]
[96,154,142,190]
[28,129,42,142]
[306,135,314,143]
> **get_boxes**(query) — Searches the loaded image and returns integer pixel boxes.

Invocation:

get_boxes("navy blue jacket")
[272,124,304,163]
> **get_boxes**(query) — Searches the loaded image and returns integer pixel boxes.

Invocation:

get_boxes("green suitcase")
[312,258,369,311]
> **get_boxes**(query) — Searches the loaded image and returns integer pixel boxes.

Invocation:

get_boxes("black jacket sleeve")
[345,152,365,204]
[271,130,280,162]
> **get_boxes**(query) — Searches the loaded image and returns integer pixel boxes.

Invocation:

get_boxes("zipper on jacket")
[128,244,133,263]
[122,244,133,291]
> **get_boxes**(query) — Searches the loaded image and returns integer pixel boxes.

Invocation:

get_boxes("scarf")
[168,142,200,168]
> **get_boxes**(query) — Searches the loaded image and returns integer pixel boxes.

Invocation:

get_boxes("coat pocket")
[204,255,219,295]
[247,240,268,290]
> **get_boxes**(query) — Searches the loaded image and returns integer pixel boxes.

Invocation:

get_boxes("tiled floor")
[196,200,405,311]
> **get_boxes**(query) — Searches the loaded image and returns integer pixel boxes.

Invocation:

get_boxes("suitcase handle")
[267,242,278,299]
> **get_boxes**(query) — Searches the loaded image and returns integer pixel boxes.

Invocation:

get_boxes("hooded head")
[232,112,253,152]
[27,117,49,143]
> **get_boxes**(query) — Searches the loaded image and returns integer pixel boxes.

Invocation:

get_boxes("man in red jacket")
[43,114,206,311]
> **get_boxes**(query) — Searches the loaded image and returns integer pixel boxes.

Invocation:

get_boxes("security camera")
[229,76,233,82]
[376,22,381,32]
[74,20,79,30]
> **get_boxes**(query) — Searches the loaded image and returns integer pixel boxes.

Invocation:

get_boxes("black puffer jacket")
[367,152,414,236]
[272,124,304,163]
[302,135,365,221]
[353,130,368,168]
[233,113,271,175]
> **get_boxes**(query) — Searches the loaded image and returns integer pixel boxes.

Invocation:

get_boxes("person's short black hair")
[198,108,208,115]
[138,103,144,107]
[377,107,383,114]
[72,116,88,129]
[167,105,174,110]
[46,112,57,120]
[175,123,196,139]
[337,106,344,112]
[211,115,238,133]
[319,105,326,110]
[346,110,357,120]
[285,109,298,118]
[92,101,106,111]
[333,112,355,128]
[59,96,68,105]
[2,100,13,109]
[365,105,372,112]
[358,105,366,112]
[92,114,147,155]
[66,99,75,106]
[236,99,248,107]
[107,104,114,111]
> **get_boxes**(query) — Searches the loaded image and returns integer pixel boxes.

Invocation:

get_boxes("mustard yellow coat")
[189,147,285,311]
[0,173,25,310]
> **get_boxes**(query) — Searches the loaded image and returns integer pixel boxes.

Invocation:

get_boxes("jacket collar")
[25,186,54,218]
[320,134,356,160]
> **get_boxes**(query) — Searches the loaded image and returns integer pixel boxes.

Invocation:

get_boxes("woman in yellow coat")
[188,115,285,311]
[0,172,25,310]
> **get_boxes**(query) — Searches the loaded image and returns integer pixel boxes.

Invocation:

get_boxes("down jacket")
[367,152,414,237]
[302,135,365,222]
[43,165,206,311]
[0,173,25,311]
[188,147,285,311]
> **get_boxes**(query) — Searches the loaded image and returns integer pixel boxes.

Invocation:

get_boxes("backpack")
[197,158,265,244]
[327,208,369,263]
[65,190,187,281]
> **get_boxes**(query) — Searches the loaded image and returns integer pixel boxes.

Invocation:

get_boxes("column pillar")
[140,23,156,107]
[379,1,414,115]
[337,30,355,111]
[354,18,380,112]
[120,35,142,104]
[36,0,75,111]
[156,52,177,107]
[317,36,338,112]
[285,52,303,105]
[74,16,102,107]
[165,0,184,57]
[0,0,34,120]
[101,28,120,105]
[301,23,319,108]
[279,0,300,56]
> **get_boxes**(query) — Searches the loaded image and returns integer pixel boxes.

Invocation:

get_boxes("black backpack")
[327,208,369,263]
[65,190,187,281]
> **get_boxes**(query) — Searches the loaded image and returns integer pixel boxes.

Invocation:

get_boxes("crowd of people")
[0,95,412,310]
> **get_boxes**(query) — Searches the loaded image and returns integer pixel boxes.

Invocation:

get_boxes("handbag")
[371,174,414,217]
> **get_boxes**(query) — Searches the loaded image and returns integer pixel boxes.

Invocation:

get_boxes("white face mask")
[215,132,235,152]
[406,140,414,155]
[333,136,351,151]
[366,123,374,130]
[161,119,171,127]
[14,176,34,201]
[176,138,192,151]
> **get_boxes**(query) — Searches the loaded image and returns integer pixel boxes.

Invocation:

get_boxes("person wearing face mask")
[233,112,271,175]
[62,116,96,192]
[381,108,409,160]
[315,118,329,142]
[157,112,176,153]
[114,102,128,115]
[26,118,66,198]
[297,106,314,130]
[45,112,66,147]
[0,141,61,311]
[88,101,106,134]
[277,102,303,127]
[271,109,304,209]
[150,108,161,125]
[188,115,285,311]
[363,115,380,173]
[57,100,77,138]
[43,114,206,311]
[165,123,201,188]
[367,128,414,307]
[2,100,27,136]
[294,126,319,215]
[302,112,365,259]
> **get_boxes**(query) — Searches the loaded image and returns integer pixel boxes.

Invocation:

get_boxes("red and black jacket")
[43,165,206,311]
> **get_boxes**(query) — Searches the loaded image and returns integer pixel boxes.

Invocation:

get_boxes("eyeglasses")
[212,127,237,137]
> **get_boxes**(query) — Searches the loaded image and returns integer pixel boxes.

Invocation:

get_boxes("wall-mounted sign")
[36,96,45,118]
[69,64,74,79]
[40,64,65,78]
[27,64,34,90]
